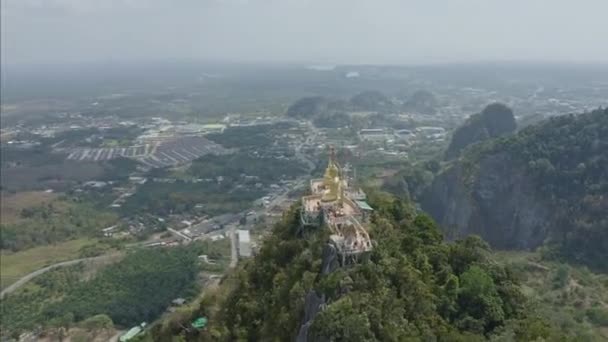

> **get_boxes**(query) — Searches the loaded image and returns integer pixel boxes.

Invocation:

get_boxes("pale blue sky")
[2,0,608,65]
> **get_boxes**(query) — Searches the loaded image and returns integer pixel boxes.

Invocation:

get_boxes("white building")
[237,229,252,258]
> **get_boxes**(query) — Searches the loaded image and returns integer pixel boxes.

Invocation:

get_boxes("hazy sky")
[2,0,608,66]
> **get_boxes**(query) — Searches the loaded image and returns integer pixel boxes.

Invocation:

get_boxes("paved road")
[0,254,117,299]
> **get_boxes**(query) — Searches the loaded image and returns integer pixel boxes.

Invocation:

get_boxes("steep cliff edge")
[424,108,608,270]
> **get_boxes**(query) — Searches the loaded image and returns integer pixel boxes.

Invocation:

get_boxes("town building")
[237,229,252,258]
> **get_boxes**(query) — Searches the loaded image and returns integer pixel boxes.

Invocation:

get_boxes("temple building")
[301,147,373,264]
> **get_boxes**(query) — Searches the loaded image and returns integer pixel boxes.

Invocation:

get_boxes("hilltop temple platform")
[300,147,373,263]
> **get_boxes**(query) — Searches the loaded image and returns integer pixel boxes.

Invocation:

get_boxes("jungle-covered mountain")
[423,108,608,271]
[153,194,568,341]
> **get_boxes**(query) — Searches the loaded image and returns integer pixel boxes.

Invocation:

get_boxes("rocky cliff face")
[296,242,339,342]
[423,152,551,250]
[296,291,327,342]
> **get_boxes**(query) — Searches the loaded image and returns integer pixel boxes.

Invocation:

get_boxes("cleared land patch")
[0,191,58,225]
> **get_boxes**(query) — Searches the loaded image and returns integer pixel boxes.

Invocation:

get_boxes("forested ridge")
[156,193,569,341]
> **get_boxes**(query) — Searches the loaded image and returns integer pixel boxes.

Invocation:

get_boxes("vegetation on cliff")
[482,107,608,271]
[427,107,607,272]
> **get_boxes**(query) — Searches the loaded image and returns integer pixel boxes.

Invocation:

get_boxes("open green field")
[0,238,97,290]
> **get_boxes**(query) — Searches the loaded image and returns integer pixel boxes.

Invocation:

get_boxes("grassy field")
[0,238,98,290]
[494,251,608,340]
[0,191,58,225]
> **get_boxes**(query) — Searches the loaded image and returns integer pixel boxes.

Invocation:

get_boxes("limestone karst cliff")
[424,108,608,270]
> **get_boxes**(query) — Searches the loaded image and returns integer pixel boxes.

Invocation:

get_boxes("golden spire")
[322,145,342,202]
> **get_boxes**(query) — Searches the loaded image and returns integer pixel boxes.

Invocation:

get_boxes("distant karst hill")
[349,90,391,111]
[423,107,608,271]
[403,90,437,114]
[286,96,335,119]
[444,103,517,160]
[285,91,392,128]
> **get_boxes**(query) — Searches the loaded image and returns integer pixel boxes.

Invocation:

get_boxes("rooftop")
[237,229,251,243]
[354,200,373,211]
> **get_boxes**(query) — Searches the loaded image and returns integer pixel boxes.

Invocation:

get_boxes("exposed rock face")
[296,291,327,342]
[445,103,516,160]
[320,242,340,275]
[296,242,340,341]
[296,242,352,342]
[423,152,551,249]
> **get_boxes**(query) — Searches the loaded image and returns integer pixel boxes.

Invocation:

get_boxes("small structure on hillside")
[191,317,208,330]
[301,147,373,265]
[120,322,146,342]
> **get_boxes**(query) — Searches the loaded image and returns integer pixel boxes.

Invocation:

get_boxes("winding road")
[1,254,117,299]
